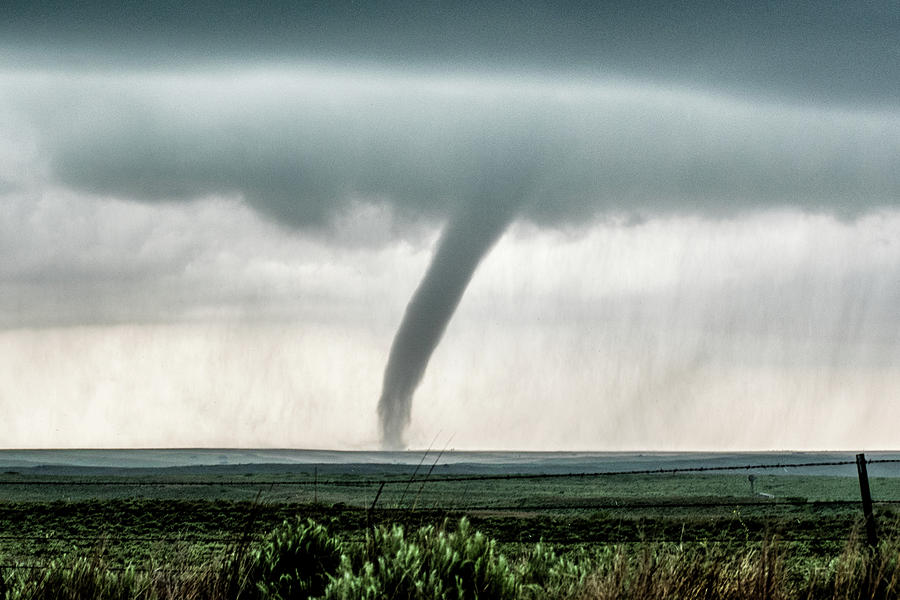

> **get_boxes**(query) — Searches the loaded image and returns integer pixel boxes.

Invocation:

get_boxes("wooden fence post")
[366,481,386,560]
[856,453,878,548]
[366,481,385,530]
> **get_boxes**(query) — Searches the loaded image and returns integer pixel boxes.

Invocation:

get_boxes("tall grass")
[1,518,899,599]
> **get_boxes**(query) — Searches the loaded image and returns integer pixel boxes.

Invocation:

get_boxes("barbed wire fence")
[0,453,898,572]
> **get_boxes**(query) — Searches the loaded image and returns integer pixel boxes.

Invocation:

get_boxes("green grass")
[4,471,900,506]
[2,470,899,566]
[0,470,898,597]
[2,517,900,599]
[1,497,896,567]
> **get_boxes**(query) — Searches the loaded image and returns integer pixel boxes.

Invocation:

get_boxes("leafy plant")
[249,518,343,600]
[325,518,517,599]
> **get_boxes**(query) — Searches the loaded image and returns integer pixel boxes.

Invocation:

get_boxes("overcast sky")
[1,1,899,450]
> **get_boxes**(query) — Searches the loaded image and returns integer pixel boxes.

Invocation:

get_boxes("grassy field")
[1,466,899,598]
[1,469,898,563]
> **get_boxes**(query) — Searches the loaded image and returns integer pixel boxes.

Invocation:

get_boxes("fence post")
[366,481,386,560]
[366,481,386,530]
[856,453,878,548]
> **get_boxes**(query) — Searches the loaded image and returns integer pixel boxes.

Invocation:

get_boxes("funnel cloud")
[378,152,539,448]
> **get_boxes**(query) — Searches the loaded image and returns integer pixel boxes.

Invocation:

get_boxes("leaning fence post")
[366,481,385,529]
[856,453,878,548]
[366,481,386,560]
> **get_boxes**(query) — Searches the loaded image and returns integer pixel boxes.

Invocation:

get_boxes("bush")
[249,518,344,600]
[325,518,517,599]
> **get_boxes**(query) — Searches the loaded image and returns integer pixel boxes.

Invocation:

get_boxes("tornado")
[377,155,537,449]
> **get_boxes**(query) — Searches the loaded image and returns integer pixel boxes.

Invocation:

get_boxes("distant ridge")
[1,449,899,477]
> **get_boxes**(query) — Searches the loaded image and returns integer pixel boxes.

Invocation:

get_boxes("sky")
[1,1,899,450]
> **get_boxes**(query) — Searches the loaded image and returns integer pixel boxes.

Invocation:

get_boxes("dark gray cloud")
[2,1,898,107]
[8,71,900,238]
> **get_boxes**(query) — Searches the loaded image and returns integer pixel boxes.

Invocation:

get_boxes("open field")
[1,455,900,597]
[2,463,899,566]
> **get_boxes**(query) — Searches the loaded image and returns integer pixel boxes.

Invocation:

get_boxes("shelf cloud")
[5,70,898,236]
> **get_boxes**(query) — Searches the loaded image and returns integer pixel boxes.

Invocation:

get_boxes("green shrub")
[325,518,517,600]
[249,518,343,600]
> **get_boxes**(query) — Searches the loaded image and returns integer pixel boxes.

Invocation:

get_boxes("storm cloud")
[6,67,898,447]
[1,2,899,449]
[3,1,898,105]
[5,70,900,234]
